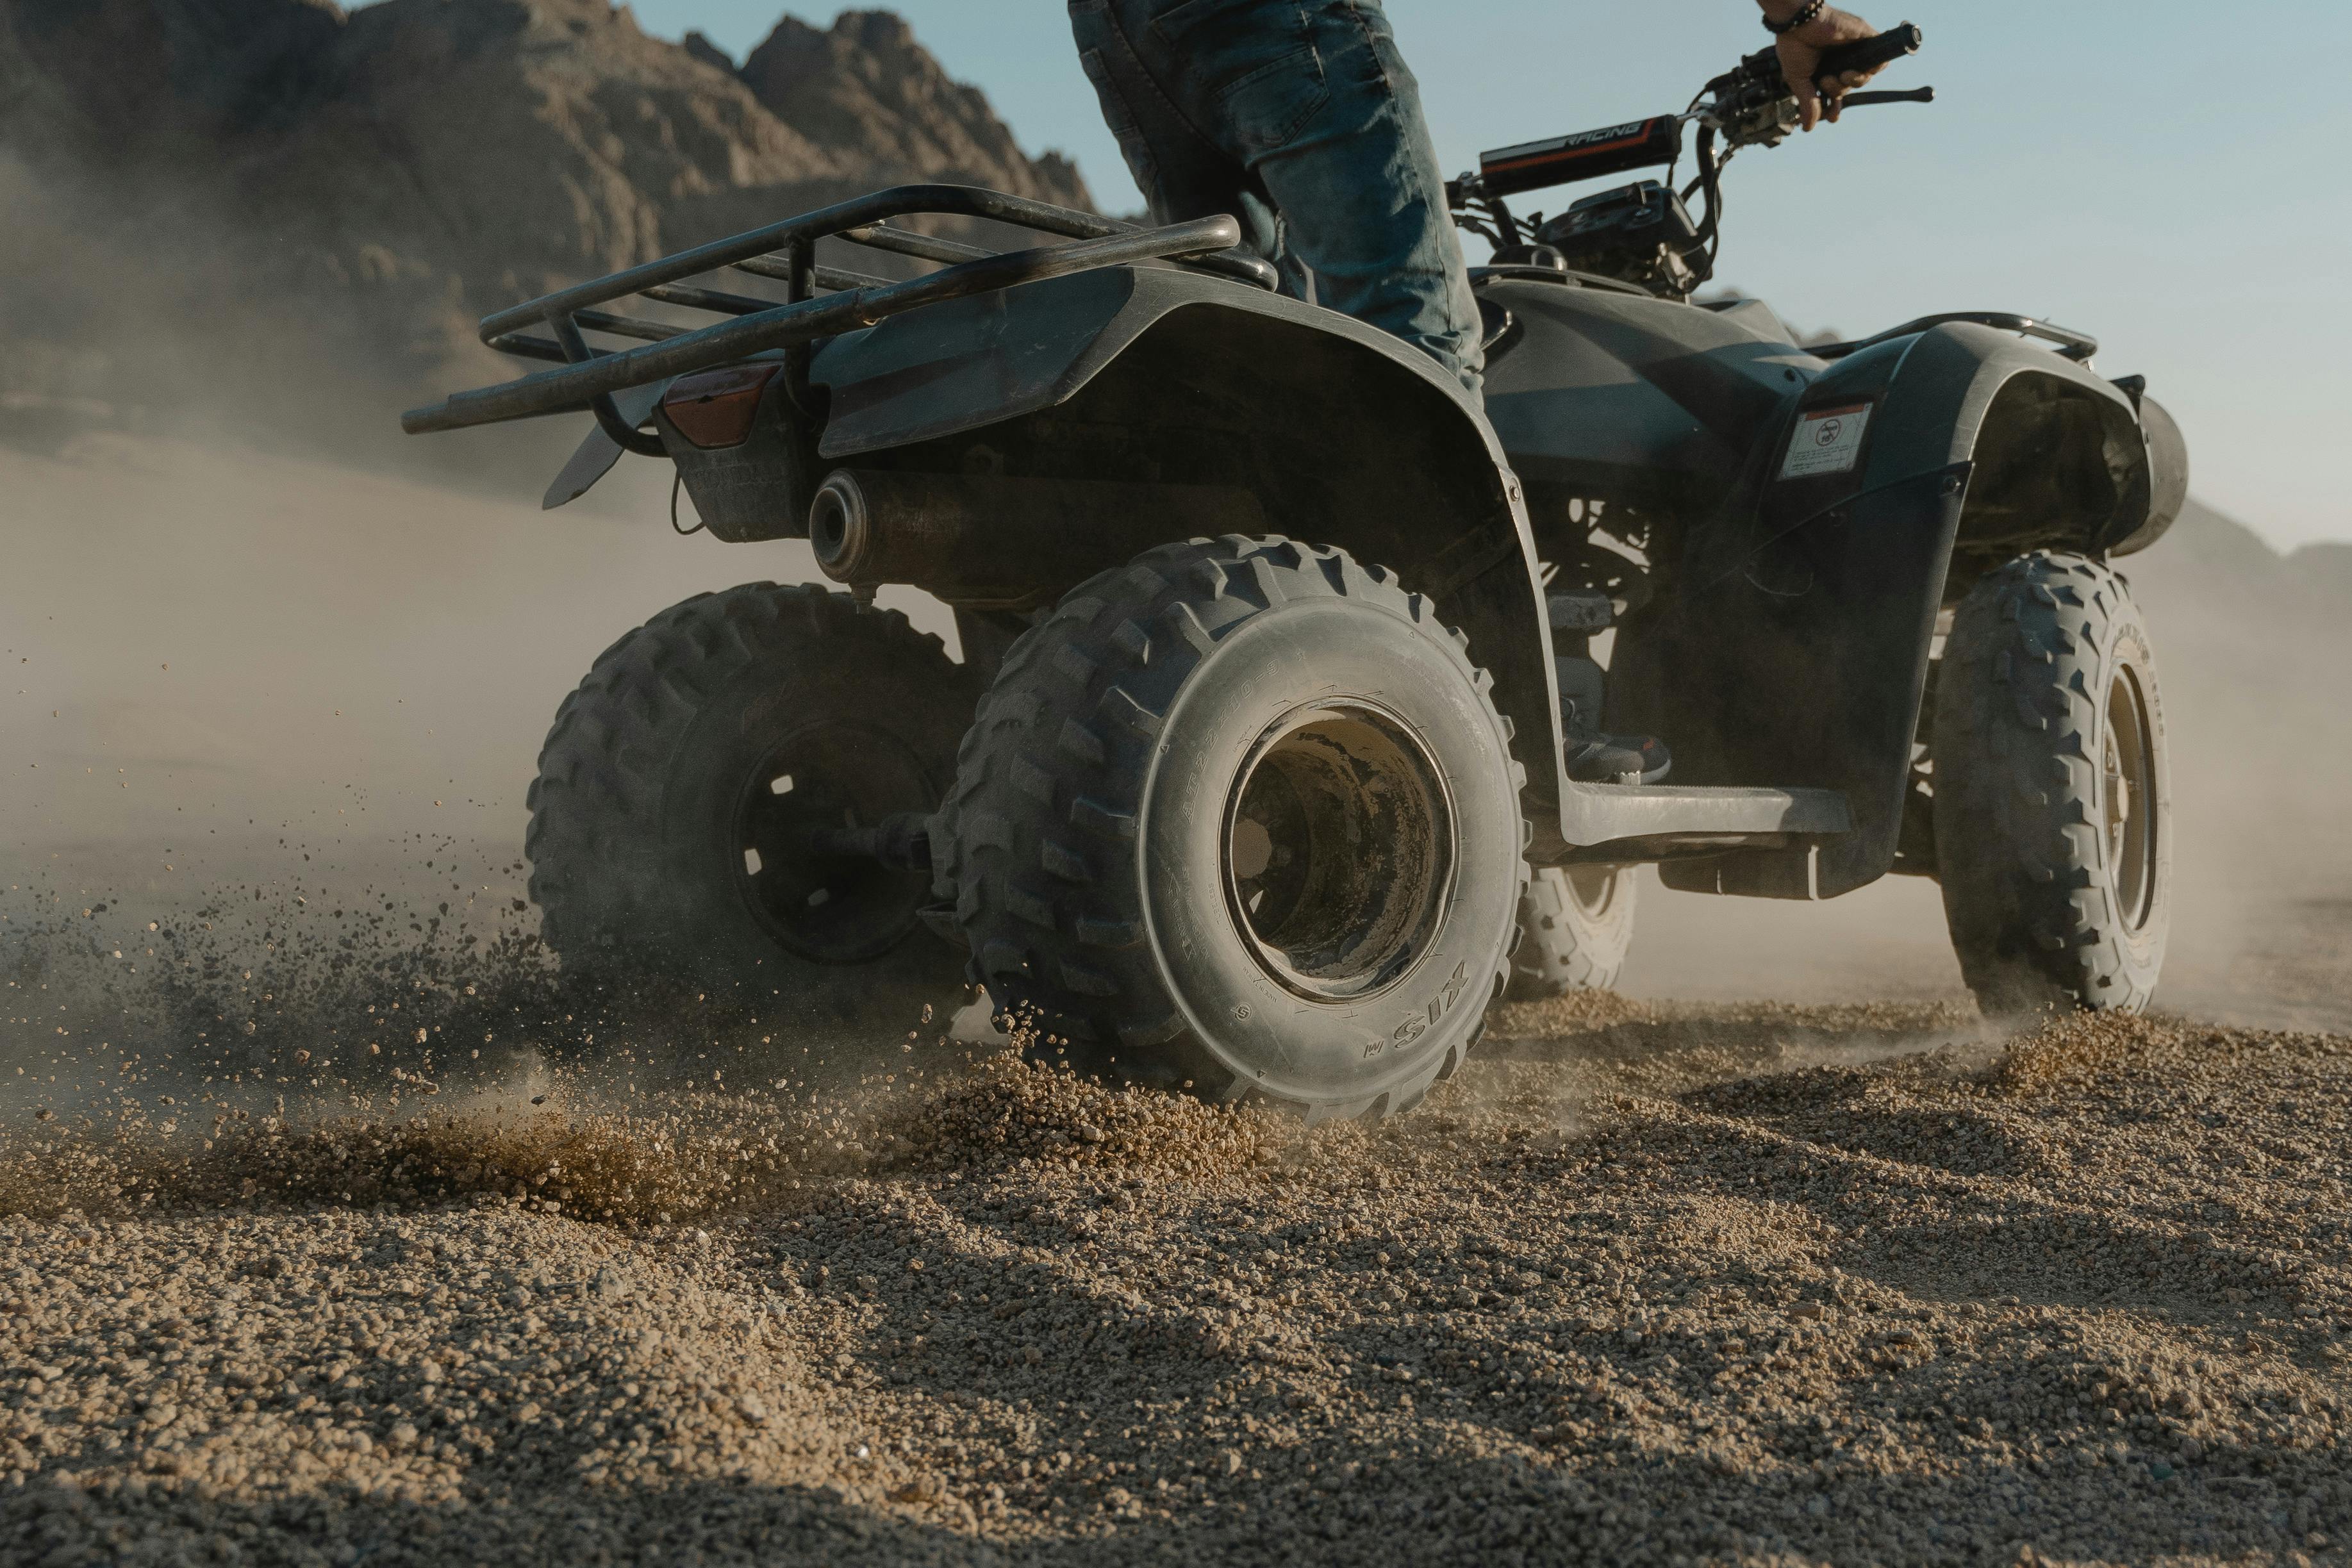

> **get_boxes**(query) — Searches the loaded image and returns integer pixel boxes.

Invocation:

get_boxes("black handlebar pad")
[1814,22,1922,93]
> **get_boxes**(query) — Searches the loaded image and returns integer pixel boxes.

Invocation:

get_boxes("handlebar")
[1465,22,1928,204]
[1811,22,1923,96]
[1449,22,1929,290]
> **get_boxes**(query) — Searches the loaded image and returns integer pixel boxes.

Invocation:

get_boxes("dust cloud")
[9,431,2341,1023]
[3,413,2345,1120]
[0,432,954,893]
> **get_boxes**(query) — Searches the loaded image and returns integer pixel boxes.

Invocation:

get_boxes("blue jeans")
[1069,0,1484,400]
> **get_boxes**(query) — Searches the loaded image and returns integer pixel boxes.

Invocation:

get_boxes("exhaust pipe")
[809,468,1264,609]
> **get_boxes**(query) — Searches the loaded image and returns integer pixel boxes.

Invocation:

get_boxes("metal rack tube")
[638,282,779,317]
[573,309,690,343]
[476,184,1128,344]
[840,224,996,267]
[727,258,891,293]
[409,216,1241,434]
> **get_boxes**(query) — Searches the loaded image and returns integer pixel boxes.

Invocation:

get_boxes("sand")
[3,994,2349,1567]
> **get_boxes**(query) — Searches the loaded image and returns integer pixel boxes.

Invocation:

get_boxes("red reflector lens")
[661,363,781,449]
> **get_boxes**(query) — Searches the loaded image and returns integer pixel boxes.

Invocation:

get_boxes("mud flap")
[1627,458,1971,900]
[540,381,673,510]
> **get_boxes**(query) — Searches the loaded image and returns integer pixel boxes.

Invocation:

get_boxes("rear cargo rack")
[401,184,1272,445]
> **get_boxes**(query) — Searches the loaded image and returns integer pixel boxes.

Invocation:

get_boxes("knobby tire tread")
[1933,551,2167,1014]
[935,536,1527,1121]
[526,582,970,971]
[1506,867,1637,999]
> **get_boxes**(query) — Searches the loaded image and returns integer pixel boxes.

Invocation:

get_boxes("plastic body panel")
[2111,393,2188,557]
[809,265,1573,839]
[1478,279,1822,534]
[798,267,2162,882]
[1607,322,2154,896]
[654,374,810,543]
[811,268,1146,458]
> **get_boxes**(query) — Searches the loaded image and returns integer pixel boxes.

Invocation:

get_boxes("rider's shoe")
[1565,731,1673,785]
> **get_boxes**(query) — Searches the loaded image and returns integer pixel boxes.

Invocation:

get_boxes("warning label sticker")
[1780,402,1873,480]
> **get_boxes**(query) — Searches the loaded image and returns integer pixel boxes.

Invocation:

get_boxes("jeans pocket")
[1147,0,1275,39]
[1216,47,1332,154]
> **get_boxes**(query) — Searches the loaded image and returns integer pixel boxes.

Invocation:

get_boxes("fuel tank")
[1476,274,1821,540]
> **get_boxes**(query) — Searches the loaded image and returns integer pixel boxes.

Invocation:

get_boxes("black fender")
[806,266,1583,843]
[1611,320,2167,898]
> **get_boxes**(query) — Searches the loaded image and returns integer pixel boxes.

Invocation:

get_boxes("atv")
[405,24,2187,1117]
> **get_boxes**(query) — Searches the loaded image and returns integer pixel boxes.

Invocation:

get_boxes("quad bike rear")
[405,25,2189,1109]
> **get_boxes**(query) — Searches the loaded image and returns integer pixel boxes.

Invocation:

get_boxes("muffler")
[808,468,1266,609]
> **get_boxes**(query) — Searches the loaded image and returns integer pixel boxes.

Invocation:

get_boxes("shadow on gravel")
[10,1355,2335,1568]
[3,1476,1000,1568]
[1684,1071,2075,1181]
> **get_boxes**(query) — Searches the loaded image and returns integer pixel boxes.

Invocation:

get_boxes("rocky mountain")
[733,13,1087,210]
[0,0,1091,463]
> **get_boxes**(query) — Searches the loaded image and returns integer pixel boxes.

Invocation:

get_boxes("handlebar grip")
[1815,21,1922,93]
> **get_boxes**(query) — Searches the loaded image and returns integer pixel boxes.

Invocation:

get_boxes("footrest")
[1552,782,1851,858]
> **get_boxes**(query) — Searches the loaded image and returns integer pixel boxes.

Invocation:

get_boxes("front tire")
[1932,552,2170,1015]
[936,537,1528,1121]
[525,582,976,1017]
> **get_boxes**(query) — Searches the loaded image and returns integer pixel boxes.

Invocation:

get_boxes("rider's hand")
[1764,4,1884,131]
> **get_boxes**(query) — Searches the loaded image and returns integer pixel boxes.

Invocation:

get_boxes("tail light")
[661,363,781,449]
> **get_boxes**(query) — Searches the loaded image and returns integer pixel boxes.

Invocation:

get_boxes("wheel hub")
[1222,702,1455,1003]
[732,722,936,964]
[2103,667,2159,933]
[1564,863,1621,919]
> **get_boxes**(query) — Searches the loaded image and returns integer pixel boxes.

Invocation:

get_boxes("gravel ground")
[4,996,2351,1567]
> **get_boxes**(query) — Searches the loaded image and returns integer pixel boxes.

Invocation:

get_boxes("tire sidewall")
[1134,597,1521,1105]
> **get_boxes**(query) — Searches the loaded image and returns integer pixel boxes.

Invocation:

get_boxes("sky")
[622,0,2348,550]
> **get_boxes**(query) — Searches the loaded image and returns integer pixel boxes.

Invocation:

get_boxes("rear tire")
[1932,552,2169,1015]
[526,582,976,1021]
[1507,865,1637,998]
[935,536,1528,1121]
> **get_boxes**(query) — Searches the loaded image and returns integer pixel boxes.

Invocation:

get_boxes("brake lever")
[1839,87,1936,108]
[1702,80,1935,148]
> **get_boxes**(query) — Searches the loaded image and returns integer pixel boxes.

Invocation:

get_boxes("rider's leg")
[1243,1,1484,400]
[1069,0,1483,401]
[1070,2,1274,270]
